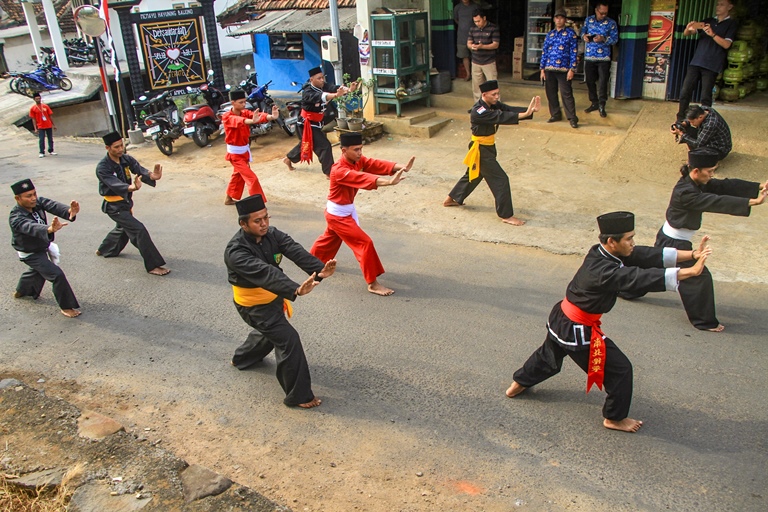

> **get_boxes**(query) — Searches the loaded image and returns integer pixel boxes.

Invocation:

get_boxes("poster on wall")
[644,53,670,83]
[133,8,207,91]
[647,11,675,54]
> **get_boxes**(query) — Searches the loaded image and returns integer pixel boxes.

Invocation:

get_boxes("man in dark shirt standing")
[443,80,540,226]
[9,179,80,318]
[454,0,477,81]
[95,132,169,276]
[676,0,737,121]
[283,67,355,177]
[467,10,500,102]
[671,105,732,161]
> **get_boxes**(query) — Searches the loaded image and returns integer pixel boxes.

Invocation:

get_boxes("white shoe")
[48,152,57,156]
[39,153,45,158]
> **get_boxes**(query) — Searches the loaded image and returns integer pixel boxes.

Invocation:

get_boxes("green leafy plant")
[337,73,375,118]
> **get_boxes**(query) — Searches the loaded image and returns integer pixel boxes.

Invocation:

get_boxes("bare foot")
[325,174,330,180]
[95,250,102,256]
[297,397,322,409]
[13,291,22,298]
[505,381,527,398]
[224,196,236,205]
[368,280,394,296]
[603,417,643,433]
[282,157,295,170]
[61,309,81,318]
[706,324,725,332]
[443,196,462,207]
[148,267,171,276]
[502,216,526,226]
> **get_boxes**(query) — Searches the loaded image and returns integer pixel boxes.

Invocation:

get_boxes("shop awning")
[227,8,358,36]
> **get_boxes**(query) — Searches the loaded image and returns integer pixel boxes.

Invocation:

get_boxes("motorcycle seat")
[183,104,209,112]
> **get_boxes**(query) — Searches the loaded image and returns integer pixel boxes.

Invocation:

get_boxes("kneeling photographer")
[671,105,732,161]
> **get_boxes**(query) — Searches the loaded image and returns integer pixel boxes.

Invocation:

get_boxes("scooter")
[141,91,185,156]
[239,65,292,136]
[183,70,226,147]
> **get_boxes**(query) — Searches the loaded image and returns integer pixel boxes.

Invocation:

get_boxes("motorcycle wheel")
[22,84,36,98]
[277,115,293,137]
[9,77,19,93]
[58,78,72,91]
[192,124,208,147]
[285,111,299,136]
[155,137,173,156]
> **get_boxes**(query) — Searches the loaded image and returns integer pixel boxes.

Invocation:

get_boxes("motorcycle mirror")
[207,69,214,76]
[245,65,251,71]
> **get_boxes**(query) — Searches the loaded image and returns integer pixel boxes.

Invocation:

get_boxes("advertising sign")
[134,8,207,91]
[647,12,675,54]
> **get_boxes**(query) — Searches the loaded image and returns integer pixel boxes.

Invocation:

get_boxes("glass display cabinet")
[370,11,431,116]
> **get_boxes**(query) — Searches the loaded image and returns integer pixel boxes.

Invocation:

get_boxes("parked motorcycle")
[63,38,97,67]
[141,91,184,156]
[11,63,71,97]
[239,65,292,136]
[183,70,226,147]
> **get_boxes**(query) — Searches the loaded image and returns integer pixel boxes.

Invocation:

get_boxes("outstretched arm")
[749,183,768,206]
[393,156,415,173]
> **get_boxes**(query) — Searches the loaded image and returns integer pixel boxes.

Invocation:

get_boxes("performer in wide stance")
[225,194,336,408]
[311,132,415,296]
[444,80,539,226]
[222,89,280,205]
[95,132,169,276]
[9,179,80,317]
[622,147,767,331]
[506,211,711,433]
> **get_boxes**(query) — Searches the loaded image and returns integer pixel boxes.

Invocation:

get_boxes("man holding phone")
[580,2,618,118]
[676,0,737,121]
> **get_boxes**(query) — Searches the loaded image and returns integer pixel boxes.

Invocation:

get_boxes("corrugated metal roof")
[217,0,356,28]
[228,7,357,36]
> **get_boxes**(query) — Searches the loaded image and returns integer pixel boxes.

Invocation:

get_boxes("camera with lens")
[670,120,689,132]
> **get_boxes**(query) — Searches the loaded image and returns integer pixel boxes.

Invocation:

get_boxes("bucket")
[337,118,349,130]
[347,118,364,131]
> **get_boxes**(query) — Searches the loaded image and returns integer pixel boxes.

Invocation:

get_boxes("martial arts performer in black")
[9,179,81,318]
[506,212,711,433]
[283,66,356,176]
[627,148,766,332]
[443,80,540,226]
[225,194,336,408]
[95,132,169,276]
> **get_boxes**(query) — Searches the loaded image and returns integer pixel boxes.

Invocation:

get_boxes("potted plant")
[337,74,374,131]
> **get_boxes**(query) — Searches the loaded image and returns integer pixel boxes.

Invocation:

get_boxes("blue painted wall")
[252,33,337,91]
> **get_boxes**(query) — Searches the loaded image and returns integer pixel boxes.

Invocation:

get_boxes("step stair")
[374,107,451,138]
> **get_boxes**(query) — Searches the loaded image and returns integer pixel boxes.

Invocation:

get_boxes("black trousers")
[448,143,514,219]
[38,128,54,154]
[513,334,633,421]
[17,252,79,310]
[655,230,719,330]
[98,202,165,272]
[677,65,718,120]
[233,301,314,406]
[286,123,334,175]
[584,60,611,106]
[544,70,577,121]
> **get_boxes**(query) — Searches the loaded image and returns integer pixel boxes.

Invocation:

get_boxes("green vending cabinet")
[370,11,431,116]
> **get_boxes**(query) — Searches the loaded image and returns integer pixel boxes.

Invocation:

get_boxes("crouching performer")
[506,211,711,433]
[10,179,81,318]
[224,194,336,408]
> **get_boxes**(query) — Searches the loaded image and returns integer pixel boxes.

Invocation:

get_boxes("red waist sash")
[560,297,605,393]
[300,110,325,163]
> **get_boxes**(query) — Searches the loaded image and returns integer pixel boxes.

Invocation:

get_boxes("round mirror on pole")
[73,5,106,37]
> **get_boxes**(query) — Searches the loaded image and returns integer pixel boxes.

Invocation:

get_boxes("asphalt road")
[1,135,766,511]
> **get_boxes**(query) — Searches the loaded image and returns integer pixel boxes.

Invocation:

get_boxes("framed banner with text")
[133,8,207,91]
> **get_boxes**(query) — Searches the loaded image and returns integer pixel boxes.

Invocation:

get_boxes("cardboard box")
[514,37,524,52]
[512,51,523,79]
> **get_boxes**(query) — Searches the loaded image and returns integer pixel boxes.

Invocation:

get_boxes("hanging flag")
[98,0,120,81]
